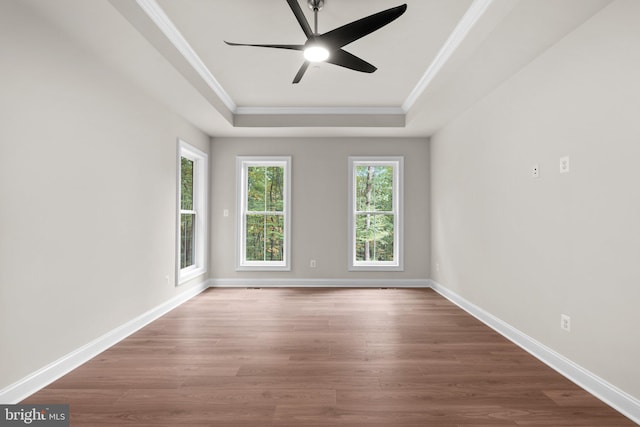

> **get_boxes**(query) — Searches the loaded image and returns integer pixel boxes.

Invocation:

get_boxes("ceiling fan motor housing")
[308,0,324,11]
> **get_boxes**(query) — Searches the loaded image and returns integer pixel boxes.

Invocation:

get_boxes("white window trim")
[176,139,208,285]
[348,156,404,271]
[236,156,291,271]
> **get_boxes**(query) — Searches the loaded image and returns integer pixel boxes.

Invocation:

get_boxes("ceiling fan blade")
[326,49,376,73]
[319,4,407,49]
[292,61,310,84]
[286,0,314,39]
[225,41,304,51]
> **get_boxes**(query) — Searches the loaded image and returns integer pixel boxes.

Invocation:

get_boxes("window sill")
[349,264,404,272]
[178,266,207,285]
[236,264,291,272]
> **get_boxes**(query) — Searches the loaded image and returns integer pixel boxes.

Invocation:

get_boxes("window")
[237,157,291,270]
[177,140,207,284]
[348,157,403,271]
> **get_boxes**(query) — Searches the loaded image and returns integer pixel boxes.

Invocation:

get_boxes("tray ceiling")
[22,0,614,136]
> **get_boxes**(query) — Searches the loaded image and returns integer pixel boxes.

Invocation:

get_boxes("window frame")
[236,156,291,271]
[348,156,404,271]
[176,139,208,285]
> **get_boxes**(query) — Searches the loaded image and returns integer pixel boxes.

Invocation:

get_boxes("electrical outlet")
[531,164,540,178]
[310,259,317,268]
[561,314,571,332]
[560,156,570,174]
[223,209,229,217]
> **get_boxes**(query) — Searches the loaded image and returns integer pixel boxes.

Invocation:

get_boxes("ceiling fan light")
[304,45,330,62]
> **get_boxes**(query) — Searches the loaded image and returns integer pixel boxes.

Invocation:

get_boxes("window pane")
[355,165,393,212]
[245,214,265,261]
[180,213,195,269]
[355,166,371,211]
[372,166,393,212]
[247,166,266,211]
[245,214,285,262]
[374,214,394,261]
[181,157,194,210]
[355,213,394,262]
[265,166,284,212]
[265,215,284,261]
[355,214,367,261]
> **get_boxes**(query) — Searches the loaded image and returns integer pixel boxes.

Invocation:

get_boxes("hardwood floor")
[23,288,635,426]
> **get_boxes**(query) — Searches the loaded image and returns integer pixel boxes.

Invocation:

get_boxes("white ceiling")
[157,0,472,107]
[24,0,612,137]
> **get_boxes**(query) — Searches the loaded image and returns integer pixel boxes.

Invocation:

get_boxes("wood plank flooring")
[22,288,635,426]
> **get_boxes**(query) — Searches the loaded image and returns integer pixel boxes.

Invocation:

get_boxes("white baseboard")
[429,280,640,425]
[208,278,431,288]
[0,281,209,404]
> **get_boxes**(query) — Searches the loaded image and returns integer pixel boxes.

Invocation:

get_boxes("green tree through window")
[180,156,195,269]
[355,165,394,262]
[245,166,285,261]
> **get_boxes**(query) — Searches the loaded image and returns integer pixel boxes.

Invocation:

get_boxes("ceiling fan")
[224,0,408,84]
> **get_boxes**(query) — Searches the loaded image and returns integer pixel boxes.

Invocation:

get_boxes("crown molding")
[402,0,494,111]
[134,0,236,112]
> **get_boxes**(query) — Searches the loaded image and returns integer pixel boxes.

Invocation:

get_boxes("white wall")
[210,137,430,284]
[0,1,209,390]
[431,0,640,400]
